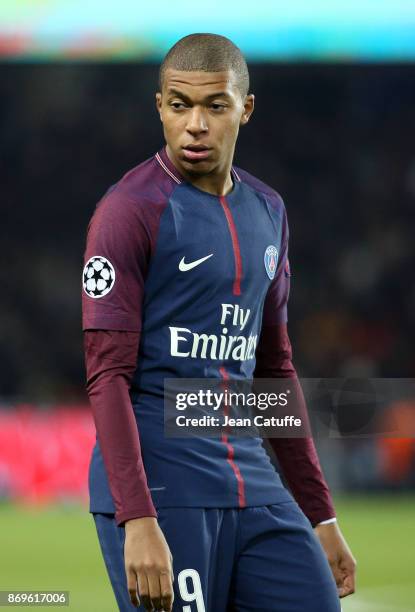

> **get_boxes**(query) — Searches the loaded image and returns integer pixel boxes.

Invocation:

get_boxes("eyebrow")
[166,88,232,103]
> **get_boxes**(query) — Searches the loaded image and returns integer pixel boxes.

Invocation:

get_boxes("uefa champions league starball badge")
[264,245,278,280]
[83,255,115,298]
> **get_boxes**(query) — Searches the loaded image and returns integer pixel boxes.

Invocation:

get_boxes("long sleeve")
[255,201,336,527]
[254,323,336,527]
[84,329,157,525]
[81,188,159,525]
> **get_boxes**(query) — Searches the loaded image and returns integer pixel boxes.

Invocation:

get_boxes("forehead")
[162,68,239,98]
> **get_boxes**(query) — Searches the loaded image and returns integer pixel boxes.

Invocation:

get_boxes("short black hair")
[159,33,249,97]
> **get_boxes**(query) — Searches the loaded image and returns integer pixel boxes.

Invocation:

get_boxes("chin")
[180,158,214,175]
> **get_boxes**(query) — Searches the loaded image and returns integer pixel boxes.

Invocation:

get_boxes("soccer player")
[82,33,356,611]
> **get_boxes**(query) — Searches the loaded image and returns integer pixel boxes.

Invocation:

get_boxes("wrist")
[314,520,341,536]
[317,517,337,526]
[125,516,158,532]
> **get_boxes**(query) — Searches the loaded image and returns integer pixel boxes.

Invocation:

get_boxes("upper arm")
[82,191,150,332]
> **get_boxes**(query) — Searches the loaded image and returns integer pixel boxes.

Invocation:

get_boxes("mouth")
[182,144,211,161]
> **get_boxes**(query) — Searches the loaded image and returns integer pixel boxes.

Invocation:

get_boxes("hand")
[314,521,357,598]
[124,516,174,611]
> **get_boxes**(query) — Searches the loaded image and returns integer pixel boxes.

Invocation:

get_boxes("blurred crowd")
[0,63,414,400]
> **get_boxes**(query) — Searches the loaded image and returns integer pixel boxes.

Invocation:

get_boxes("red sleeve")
[256,203,335,526]
[84,329,157,525]
[82,189,161,524]
[82,190,151,332]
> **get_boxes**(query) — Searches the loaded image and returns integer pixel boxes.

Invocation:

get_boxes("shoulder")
[90,153,177,229]
[233,166,286,215]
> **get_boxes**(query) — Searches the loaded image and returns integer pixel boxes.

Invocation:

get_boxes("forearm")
[268,436,336,526]
[85,330,157,525]
[255,323,336,526]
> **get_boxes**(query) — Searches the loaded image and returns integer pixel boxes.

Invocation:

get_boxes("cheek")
[162,117,175,132]
[162,113,184,136]
[164,115,191,141]
[216,117,240,143]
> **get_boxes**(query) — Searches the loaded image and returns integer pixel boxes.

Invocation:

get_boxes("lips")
[182,145,211,161]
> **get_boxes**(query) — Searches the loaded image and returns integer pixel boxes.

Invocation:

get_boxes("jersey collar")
[156,146,241,186]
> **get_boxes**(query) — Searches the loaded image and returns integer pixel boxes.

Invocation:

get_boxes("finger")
[160,571,174,612]
[126,567,140,607]
[137,572,152,611]
[339,570,356,598]
[338,556,356,598]
[328,560,347,598]
[328,560,342,588]
[147,571,162,611]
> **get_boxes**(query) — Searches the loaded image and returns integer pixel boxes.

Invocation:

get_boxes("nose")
[186,106,208,137]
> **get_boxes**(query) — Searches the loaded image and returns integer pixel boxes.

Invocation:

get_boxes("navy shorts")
[93,501,340,612]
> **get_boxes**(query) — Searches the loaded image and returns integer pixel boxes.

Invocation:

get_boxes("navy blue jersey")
[82,147,293,514]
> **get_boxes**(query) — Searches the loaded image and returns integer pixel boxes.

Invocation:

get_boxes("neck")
[166,144,234,196]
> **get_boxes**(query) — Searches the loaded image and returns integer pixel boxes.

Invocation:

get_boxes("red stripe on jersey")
[219,196,243,296]
[219,366,246,507]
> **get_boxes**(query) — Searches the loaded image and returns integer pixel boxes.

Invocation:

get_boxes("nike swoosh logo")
[179,254,213,272]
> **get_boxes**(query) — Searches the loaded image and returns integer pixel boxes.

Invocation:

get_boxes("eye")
[170,101,187,110]
[210,103,226,111]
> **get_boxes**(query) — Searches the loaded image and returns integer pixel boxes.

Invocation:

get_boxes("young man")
[82,33,356,612]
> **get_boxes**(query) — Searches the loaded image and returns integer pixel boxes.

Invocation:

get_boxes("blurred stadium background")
[1,1,414,610]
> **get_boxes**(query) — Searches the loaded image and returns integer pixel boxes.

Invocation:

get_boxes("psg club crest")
[83,256,115,298]
[264,245,278,280]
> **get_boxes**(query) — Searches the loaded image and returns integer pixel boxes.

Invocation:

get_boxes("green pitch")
[0,496,414,611]
[334,496,415,612]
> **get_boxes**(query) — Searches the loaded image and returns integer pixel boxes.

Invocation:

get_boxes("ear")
[240,93,255,126]
[155,92,163,122]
